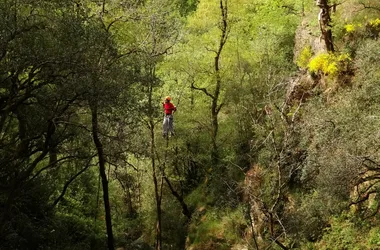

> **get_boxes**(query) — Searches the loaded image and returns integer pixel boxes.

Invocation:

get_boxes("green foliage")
[161,196,188,249]
[185,183,215,209]
[3,0,380,249]
[316,217,362,249]
[49,212,105,250]
[187,207,247,249]
[368,227,380,247]
[0,179,53,249]
[0,0,140,248]
[176,0,199,15]
[311,213,380,250]
[296,36,380,249]
[341,18,380,40]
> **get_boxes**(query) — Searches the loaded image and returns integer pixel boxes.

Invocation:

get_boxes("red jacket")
[163,102,176,115]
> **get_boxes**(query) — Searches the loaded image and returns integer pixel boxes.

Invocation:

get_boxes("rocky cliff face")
[294,23,325,62]
[293,19,325,64]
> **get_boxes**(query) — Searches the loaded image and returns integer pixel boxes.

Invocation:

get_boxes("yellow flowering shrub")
[343,19,380,38]
[308,53,351,77]
[308,53,332,75]
[297,46,313,69]
[369,18,380,28]
[367,18,380,38]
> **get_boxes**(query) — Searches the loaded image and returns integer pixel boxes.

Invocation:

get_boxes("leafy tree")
[0,0,140,248]
[117,0,184,248]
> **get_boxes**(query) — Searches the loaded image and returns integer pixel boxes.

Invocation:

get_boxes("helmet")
[165,96,171,101]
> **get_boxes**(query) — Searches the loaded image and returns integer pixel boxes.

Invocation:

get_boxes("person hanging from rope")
[162,96,176,138]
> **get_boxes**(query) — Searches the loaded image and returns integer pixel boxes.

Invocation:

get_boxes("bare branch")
[205,46,217,54]
[191,81,215,99]
[350,189,378,205]
[30,155,78,181]
[107,16,124,32]
[291,94,304,123]
[50,159,96,209]
[216,102,224,114]
[163,174,192,219]
[358,2,380,12]
[106,159,139,172]
[271,236,289,250]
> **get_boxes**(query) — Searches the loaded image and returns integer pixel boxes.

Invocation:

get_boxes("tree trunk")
[150,121,162,250]
[152,135,163,250]
[210,0,228,167]
[163,175,192,220]
[147,80,162,250]
[211,94,219,167]
[317,0,334,52]
[190,0,228,169]
[90,103,115,250]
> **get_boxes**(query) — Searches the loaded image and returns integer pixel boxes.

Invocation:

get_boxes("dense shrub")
[297,46,313,69]
[187,207,247,250]
[308,53,351,77]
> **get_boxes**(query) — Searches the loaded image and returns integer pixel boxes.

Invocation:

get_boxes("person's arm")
[171,103,176,112]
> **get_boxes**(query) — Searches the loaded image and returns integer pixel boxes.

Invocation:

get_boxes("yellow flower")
[297,46,313,68]
[308,53,351,77]
[344,24,355,33]
[369,18,380,27]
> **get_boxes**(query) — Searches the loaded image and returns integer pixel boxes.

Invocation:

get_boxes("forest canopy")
[1,0,380,249]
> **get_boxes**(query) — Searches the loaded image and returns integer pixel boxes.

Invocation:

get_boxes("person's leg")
[163,116,169,137]
[169,116,175,136]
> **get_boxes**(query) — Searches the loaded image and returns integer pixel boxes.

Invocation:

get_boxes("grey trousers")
[163,114,174,136]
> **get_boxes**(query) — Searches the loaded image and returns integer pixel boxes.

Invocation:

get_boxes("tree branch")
[216,102,224,114]
[30,155,78,181]
[350,189,378,206]
[163,174,192,220]
[358,2,380,12]
[50,158,96,209]
[271,236,289,250]
[190,81,215,99]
